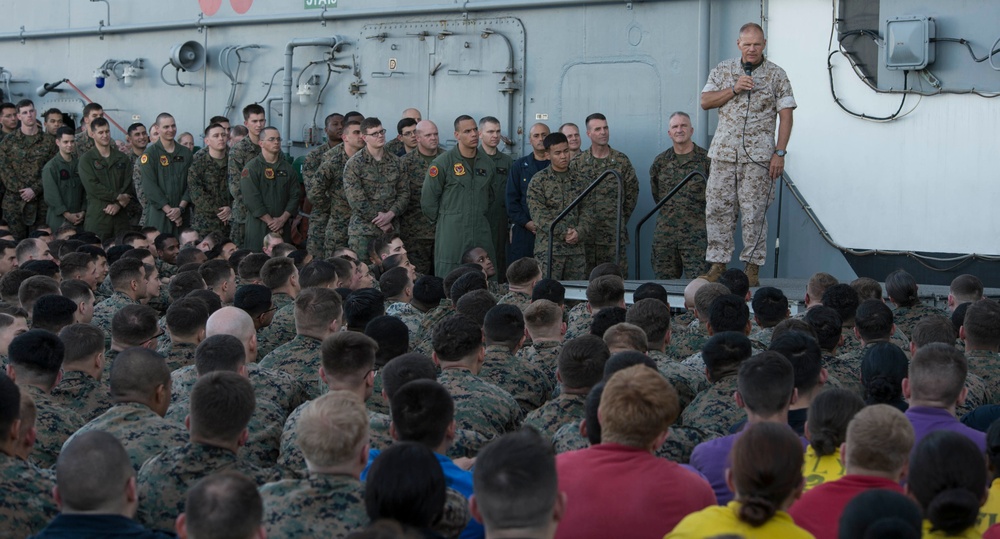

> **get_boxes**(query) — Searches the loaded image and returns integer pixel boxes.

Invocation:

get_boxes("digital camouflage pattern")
[563,303,592,341]
[255,303,295,360]
[170,363,309,418]
[187,149,231,236]
[822,352,864,399]
[91,291,141,349]
[278,405,391,479]
[165,395,285,468]
[260,473,368,538]
[496,290,531,312]
[159,341,198,372]
[0,453,58,538]
[527,167,587,280]
[415,299,454,349]
[41,153,85,231]
[648,145,710,279]
[227,136,262,247]
[748,325,775,350]
[648,349,710,411]
[569,147,638,276]
[137,442,278,532]
[516,340,561,388]
[966,349,1000,400]
[892,302,947,341]
[552,421,587,453]
[398,148,443,275]
[654,425,717,464]
[522,392,587,441]
[129,155,148,225]
[678,374,741,435]
[342,147,407,254]
[0,129,57,239]
[138,140,193,235]
[49,371,113,422]
[301,142,337,257]
[20,384,86,469]
[669,322,709,359]
[437,368,522,439]
[313,144,353,257]
[62,402,188,472]
[73,130,95,157]
[480,344,553,415]
[385,301,423,343]
[259,335,326,401]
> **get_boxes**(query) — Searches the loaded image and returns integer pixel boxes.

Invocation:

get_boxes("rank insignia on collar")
[159,155,170,167]
[428,165,439,178]
[140,154,148,165]
[454,163,466,176]
[264,168,275,179]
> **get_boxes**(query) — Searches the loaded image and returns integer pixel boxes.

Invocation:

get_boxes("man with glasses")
[314,119,365,259]
[342,117,407,256]
[239,127,301,252]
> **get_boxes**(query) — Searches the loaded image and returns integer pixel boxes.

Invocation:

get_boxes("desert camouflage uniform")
[314,144,353,256]
[343,147,407,254]
[187,148,231,236]
[49,370,113,422]
[78,147,134,239]
[138,140,193,235]
[437,367,522,439]
[523,392,586,440]
[516,340,562,388]
[0,453,58,537]
[166,395,285,468]
[255,303,295,360]
[822,352,864,399]
[278,405,391,479]
[965,350,1000,402]
[227,136,261,248]
[260,473,368,538]
[527,166,587,280]
[259,334,326,400]
[480,344,553,415]
[496,290,531,311]
[648,349,710,411]
[703,58,796,266]
[678,373,742,434]
[398,148,444,275]
[301,142,337,257]
[137,442,278,531]
[649,144,710,279]
[40,153,85,231]
[62,401,188,472]
[569,147,638,276]
[385,301,423,343]
[92,291,141,348]
[563,303,592,341]
[0,129,57,239]
[892,302,946,341]
[669,321,708,359]
[20,384,86,468]
[170,363,308,418]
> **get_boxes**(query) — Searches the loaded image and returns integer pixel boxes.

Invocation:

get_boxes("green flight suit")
[241,154,302,252]
[78,147,135,239]
[41,153,85,230]
[138,140,192,235]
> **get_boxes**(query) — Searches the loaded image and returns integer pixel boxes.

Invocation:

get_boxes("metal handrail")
[545,169,624,278]
[632,171,706,280]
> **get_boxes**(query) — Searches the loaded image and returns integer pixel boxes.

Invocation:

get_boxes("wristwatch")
[774,149,787,157]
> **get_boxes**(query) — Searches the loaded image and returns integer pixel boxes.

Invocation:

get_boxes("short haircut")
[238,253,269,281]
[602,322,648,353]
[806,388,864,457]
[473,428,558,531]
[751,287,788,328]
[523,299,562,331]
[342,288,384,330]
[885,269,919,307]
[199,259,234,289]
[702,332,753,382]
[431,315,482,363]
[381,353,437,399]
[360,117,382,134]
[633,282,669,306]
[379,266,410,299]
[455,289,497,327]
[855,300,894,341]
[294,287,344,334]
[908,343,967,405]
[364,316,409,368]
[769,331,823,394]
[189,371,255,441]
[803,306,842,351]
[453,114,475,130]
[806,272,839,301]
[600,365,677,447]
[390,379,454,448]
[694,282,730,318]
[623,297,673,343]
[60,252,94,280]
[708,294,750,333]
[108,347,171,400]
[590,306,627,338]
[242,103,265,120]
[950,274,984,303]
[586,275,624,308]
[483,304,525,346]
[59,279,94,305]
[55,431,132,512]
[821,283,861,325]
[396,117,417,135]
[951,302,971,333]
[737,351,794,416]
[111,304,159,346]
[166,296,211,338]
[850,277,884,302]
[557,334,610,390]
[531,278,565,304]
[31,294,77,333]
[297,390,368,467]
[845,403,914,473]
[8,330,64,385]
[327,257,354,288]
[183,471,264,539]
[412,275,445,306]
[18,275,60,311]
[82,102,103,117]
[911,314,957,349]
[583,382,606,444]
[321,331,377,384]
[20,260,59,279]
[0,269,35,304]
[584,112,607,128]
[719,268,750,298]
[542,131,567,149]
[506,258,541,286]
[109,257,145,290]
[233,284,271,318]
[908,430,987,535]
[260,257,296,289]
[0,373,19,435]
[450,271,487,305]
[729,422,804,527]
[195,334,247,375]
[603,351,657,379]
[963,299,1000,349]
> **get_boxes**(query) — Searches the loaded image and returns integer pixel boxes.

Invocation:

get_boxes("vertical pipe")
[697,0,711,148]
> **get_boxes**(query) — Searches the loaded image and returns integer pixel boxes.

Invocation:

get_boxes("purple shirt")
[905,406,987,454]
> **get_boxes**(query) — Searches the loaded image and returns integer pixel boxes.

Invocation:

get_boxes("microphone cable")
[738,60,777,270]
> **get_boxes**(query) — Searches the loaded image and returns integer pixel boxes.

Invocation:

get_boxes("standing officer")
[240,127,301,251]
[506,122,550,265]
[41,126,86,231]
[77,118,134,239]
[139,113,193,235]
[187,122,232,236]
[343,117,407,255]
[398,119,444,275]
[0,100,57,239]
[228,103,267,248]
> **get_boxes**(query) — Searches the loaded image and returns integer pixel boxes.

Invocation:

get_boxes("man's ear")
[176,514,189,539]
[902,377,911,400]
[469,494,485,525]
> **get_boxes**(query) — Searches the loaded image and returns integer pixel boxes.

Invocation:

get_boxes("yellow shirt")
[801,446,845,492]
[923,519,982,538]
[666,501,815,539]
[977,479,1000,534]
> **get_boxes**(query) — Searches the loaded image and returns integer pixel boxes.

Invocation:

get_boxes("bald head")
[206,306,257,362]
[684,278,709,310]
[528,123,551,154]
[415,120,439,155]
[402,108,422,121]
[56,431,134,514]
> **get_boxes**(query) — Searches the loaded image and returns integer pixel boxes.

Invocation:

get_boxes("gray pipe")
[697,0,710,148]
[282,37,345,155]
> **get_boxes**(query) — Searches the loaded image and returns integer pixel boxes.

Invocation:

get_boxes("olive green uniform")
[78,147,135,239]
[241,154,302,252]
[138,140,193,235]
[41,153,85,230]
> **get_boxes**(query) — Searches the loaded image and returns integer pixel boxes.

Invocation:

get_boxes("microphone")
[36,79,66,97]
[743,62,754,76]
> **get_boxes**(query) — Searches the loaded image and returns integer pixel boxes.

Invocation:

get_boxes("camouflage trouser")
[705,159,774,266]
[348,233,378,260]
[2,198,36,239]
[652,229,708,279]
[191,214,230,239]
[230,203,247,248]
[323,215,350,256]
[585,242,628,278]
[306,210,328,258]
[535,251,586,281]
[407,238,434,276]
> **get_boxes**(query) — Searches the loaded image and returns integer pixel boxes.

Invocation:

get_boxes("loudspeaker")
[169,41,206,72]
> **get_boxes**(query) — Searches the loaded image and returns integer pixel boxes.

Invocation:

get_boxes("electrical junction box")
[885,16,936,70]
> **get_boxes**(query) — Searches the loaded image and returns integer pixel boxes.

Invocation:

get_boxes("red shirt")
[554,443,715,539]
[789,474,904,539]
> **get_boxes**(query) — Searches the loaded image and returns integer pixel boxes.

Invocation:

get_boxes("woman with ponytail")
[801,388,865,491]
[908,430,988,538]
[861,342,910,411]
[666,422,813,538]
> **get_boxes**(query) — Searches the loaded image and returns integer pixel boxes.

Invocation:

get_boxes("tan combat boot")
[700,263,727,282]
[745,263,760,287]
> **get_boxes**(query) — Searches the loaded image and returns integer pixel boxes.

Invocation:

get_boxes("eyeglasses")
[364,129,387,137]
[144,330,165,344]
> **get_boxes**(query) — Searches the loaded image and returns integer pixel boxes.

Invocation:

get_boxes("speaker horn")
[169,41,206,72]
